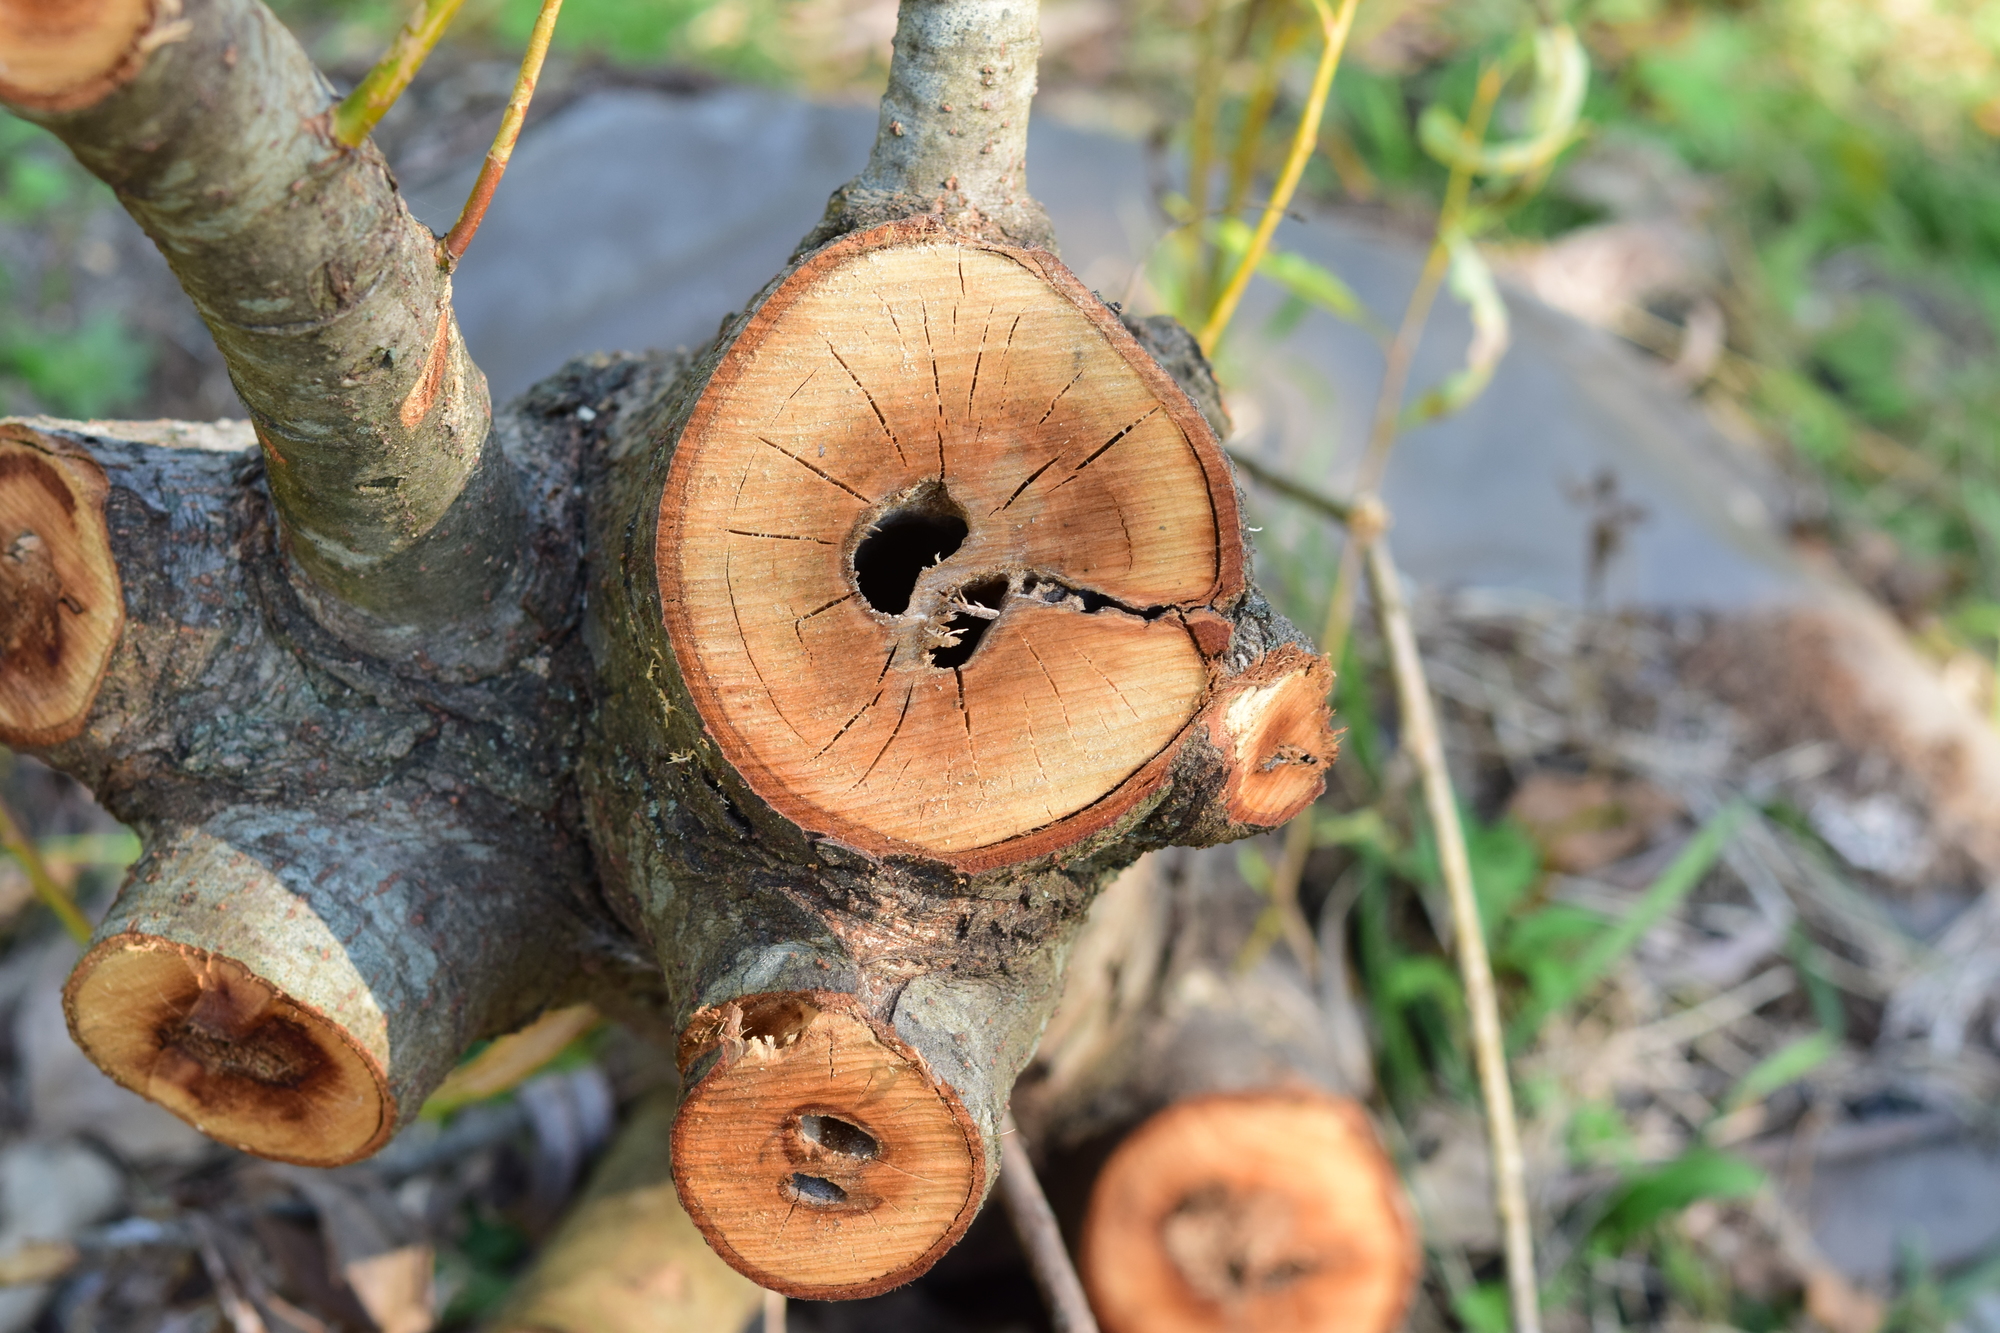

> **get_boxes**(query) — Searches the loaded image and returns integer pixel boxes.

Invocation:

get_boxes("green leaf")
[1591,1148,1764,1253]
[1454,1282,1512,1333]
[1419,24,1590,179]
[1402,232,1510,428]
[1724,1031,1836,1113]
[1508,802,1747,1046]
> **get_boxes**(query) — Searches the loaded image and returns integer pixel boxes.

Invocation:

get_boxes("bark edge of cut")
[671,989,987,1299]
[0,423,123,748]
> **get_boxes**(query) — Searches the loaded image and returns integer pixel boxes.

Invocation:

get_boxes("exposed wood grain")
[672,992,984,1300]
[1080,1091,1418,1333]
[492,1089,764,1333]
[69,941,389,1166]
[0,425,121,748]
[0,0,156,110]
[660,231,1243,863]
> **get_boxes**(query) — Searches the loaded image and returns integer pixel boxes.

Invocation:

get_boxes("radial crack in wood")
[1079,1091,1418,1333]
[0,425,122,748]
[659,221,1245,866]
[671,992,983,1299]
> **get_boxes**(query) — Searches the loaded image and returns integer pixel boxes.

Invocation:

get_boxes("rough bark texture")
[2,400,652,1162]
[804,0,1051,251]
[11,0,531,673]
[0,0,1345,1295]
[577,218,1335,1293]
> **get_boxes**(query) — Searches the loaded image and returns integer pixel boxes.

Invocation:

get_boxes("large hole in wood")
[798,1113,879,1160]
[854,497,967,615]
[786,1173,849,1206]
[928,576,1009,668]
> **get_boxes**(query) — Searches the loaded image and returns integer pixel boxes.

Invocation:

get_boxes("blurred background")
[7,0,2000,1330]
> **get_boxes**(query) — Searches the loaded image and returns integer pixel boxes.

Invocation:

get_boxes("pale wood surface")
[673,994,983,1299]
[0,427,121,748]
[662,238,1235,859]
[67,941,389,1166]
[0,0,155,108]
[1080,1091,1419,1333]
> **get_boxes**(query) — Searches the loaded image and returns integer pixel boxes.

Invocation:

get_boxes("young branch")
[440,0,563,264]
[1196,0,1361,353]
[332,0,469,147]
[5,0,532,674]
[809,0,1051,249]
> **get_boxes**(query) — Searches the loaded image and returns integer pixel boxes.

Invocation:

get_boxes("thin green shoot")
[332,0,471,148]
[0,795,91,944]
[1508,801,1748,1048]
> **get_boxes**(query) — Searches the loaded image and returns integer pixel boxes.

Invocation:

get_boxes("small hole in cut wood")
[797,1113,879,1160]
[853,499,967,615]
[786,1173,850,1206]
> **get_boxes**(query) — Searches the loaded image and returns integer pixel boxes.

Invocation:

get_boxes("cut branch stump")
[0,0,1342,1297]
[492,1088,765,1333]
[1019,848,1417,1333]
[585,219,1337,1295]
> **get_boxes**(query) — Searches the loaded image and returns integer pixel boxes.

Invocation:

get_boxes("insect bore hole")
[928,575,1009,668]
[786,1173,849,1206]
[854,502,967,615]
[798,1113,879,1160]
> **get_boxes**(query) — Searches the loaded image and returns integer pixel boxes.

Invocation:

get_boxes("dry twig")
[999,1112,1099,1333]
[1368,539,1540,1333]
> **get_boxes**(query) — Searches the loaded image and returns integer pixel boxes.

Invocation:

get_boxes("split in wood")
[0,0,1340,1298]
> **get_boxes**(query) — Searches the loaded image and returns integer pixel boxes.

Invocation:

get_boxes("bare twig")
[1226,448,1354,523]
[331,0,470,147]
[998,1112,1099,1333]
[1367,538,1540,1333]
[440,0,563,265]
[0,793,90,943]
[190,1217,269,1333]
[1197,0,1363,353]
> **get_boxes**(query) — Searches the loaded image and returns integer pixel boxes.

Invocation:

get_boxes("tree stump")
[1018,848,1417,1333]
[1081,1090,1417,1333]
